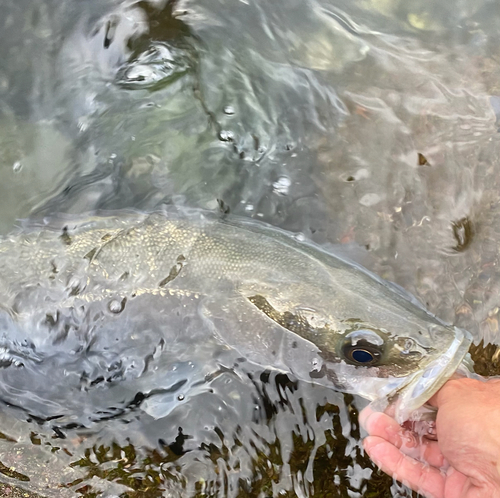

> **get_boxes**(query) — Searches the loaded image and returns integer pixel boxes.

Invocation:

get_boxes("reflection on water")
[1,0,500,495]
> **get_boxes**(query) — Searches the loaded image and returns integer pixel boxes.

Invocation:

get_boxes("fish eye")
[341,329,383,367]
[350,348,375,364]
[342,344,381,366]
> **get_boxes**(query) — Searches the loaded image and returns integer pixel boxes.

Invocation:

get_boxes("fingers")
[360,407,447,469]
[363,436,446,498]
[427,377,500,408]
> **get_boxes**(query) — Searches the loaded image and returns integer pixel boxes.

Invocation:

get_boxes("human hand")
[360,378,500,498]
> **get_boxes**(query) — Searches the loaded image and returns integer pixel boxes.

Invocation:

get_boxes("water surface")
[1,0,500,496]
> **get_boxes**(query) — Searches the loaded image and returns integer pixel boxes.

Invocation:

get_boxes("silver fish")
[0,207,472,421]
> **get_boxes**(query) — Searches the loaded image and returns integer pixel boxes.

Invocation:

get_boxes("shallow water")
[1,0,500,496]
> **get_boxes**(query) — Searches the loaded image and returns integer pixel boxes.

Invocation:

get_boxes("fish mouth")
[392,327,472,423]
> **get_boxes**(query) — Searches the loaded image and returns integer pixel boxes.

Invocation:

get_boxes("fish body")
[0,207,472,421]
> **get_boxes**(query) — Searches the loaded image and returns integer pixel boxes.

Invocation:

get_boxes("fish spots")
[159,255,186,288]
[101,233,114,242]
[60,226,72,246]
[417,153,430,166]
[0,462,30,482]
[217,199,230,215]
[84,247,98,262]
[452,217,474,252]
[247,295,313,337]
[69,283,82,296]
[49,261,58,280]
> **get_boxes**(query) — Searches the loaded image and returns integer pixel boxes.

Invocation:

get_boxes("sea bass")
[0,207,472,422]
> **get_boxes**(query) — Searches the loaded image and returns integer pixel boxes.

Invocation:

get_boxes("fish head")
[246,264,472,423]
[313,269,472,421]
[323,320,472,423]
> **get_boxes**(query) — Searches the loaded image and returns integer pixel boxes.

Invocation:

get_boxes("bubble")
[359,193,381,207]
[12,161,22,173]
[115,42,189,90]
[177,394,185,401]
[108,298,126,314]
[223,105,235,115]
[272,176,291,196]
[218,130,234,142]
[77,117,90,133]
[123,65,161,84]
[0,74,9,92]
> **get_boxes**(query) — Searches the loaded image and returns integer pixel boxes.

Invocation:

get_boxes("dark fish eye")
[341,329,383,366]
[351,349,374,364]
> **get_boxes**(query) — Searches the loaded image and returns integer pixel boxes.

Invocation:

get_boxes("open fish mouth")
[391,327,473,423]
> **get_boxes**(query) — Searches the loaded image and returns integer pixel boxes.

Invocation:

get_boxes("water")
[1,0,500,496]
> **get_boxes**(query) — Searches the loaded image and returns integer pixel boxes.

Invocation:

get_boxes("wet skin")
[360,378,500,498]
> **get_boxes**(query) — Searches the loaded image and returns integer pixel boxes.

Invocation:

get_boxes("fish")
[0,206,472,422]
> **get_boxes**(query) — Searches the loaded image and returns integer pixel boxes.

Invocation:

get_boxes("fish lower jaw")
[392,328,473,423]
